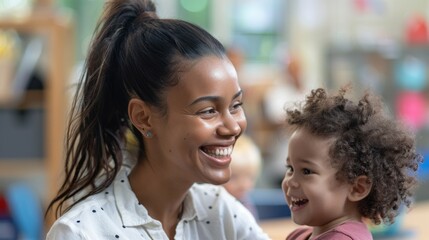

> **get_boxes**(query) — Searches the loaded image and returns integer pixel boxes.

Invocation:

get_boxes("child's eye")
[285,165,294,174]
[303,168,312,175]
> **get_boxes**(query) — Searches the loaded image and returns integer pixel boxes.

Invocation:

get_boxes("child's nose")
[284,176,299,188]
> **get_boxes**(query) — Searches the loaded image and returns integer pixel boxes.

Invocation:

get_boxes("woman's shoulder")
[46,187,120,239]
[48,187,114,224]
[54,190,113,222]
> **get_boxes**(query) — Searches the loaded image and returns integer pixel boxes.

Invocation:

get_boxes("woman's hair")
[46,0,226,218]
[286,87,423,225]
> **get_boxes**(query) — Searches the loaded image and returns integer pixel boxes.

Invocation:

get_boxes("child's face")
[282,128,354,228]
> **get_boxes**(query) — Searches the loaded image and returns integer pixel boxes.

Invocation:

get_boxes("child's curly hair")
[285,87,423,225]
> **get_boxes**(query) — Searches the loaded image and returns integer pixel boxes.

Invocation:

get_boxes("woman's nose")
[217,112,245,137]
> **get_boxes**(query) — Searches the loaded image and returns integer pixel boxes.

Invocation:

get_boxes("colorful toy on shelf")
[0,193,18,240]
[405,14,428,44]
[396,91,426,130]
[418,150,429,180]
[395,56,427,91]
[5,183,43,240]
[0,29,21,104]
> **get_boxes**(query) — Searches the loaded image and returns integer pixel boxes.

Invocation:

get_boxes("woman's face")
[150,56,247,185]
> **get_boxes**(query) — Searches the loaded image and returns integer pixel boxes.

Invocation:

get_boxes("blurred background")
[0,0,428,239]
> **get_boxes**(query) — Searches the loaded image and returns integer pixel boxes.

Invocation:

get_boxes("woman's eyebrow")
[232,90,243,100]
[188,90,243,107]
[188,95,220,107]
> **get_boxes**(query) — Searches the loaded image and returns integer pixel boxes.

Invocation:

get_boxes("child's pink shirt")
[286,221,373,240]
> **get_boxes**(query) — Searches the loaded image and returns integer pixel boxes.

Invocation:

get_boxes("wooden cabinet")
[0,2,74,228]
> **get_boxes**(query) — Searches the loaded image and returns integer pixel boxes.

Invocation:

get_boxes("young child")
[282,87,422,240]
[224,134,262,220]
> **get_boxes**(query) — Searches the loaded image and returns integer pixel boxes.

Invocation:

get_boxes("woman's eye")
[230,102,243,112]
[198,108,217,116]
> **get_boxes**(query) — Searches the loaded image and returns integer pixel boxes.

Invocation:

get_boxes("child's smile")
[282,128,354,227]
[289,197,309,211]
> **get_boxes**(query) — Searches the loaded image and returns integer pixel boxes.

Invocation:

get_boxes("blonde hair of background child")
[231,134,262,171]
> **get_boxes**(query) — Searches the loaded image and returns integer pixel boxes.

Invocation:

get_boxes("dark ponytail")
[46,0,226,218]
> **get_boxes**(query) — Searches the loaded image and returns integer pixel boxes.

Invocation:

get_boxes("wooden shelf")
[0,159,44,178]
[0,90,44,109]
[0,6,75,228]
[0,11,72,32]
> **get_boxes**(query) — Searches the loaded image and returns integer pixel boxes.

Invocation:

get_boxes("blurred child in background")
[224,134,262,220]
[282,87,422,240]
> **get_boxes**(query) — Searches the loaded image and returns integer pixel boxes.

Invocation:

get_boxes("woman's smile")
[200,145,234,166]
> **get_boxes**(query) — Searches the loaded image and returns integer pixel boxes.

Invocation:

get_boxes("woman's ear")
[348,175,372,202]
[128,98,152,131]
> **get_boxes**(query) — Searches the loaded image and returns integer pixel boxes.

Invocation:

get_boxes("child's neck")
[311,214,362,238]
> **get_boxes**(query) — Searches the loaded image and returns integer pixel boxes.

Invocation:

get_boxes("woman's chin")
[204,170,231,185]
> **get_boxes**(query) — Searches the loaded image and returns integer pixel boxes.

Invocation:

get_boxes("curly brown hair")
[285,87,423,225]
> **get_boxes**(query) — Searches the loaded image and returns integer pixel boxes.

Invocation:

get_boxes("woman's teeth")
[203,146,233,157]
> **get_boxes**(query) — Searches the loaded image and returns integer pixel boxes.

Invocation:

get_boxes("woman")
[46,0,269,239]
